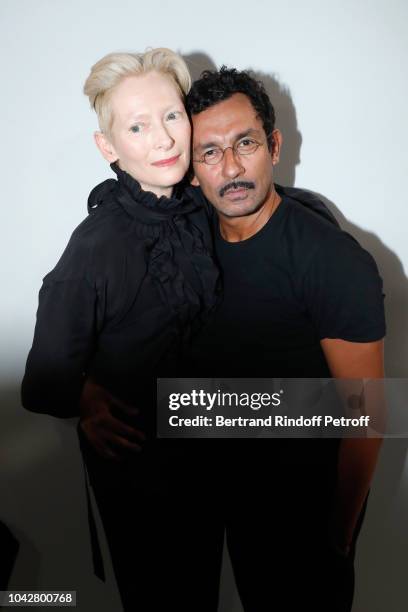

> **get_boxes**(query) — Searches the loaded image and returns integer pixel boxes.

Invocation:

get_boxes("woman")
[21,49,223,611]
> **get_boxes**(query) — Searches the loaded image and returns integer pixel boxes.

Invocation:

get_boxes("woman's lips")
[152,154,180,168]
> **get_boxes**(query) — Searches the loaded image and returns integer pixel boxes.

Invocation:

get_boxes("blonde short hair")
[83,48,191,137]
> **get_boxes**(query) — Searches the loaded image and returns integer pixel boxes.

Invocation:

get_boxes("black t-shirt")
[187,193,385,473]
[191,194,386,377]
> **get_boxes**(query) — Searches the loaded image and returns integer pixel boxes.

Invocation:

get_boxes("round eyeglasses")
[193,136,268,166]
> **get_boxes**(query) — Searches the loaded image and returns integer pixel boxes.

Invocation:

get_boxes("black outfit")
[22,163,219,418]
[187,189,385,612]
[21,163,222,611]
[22,169,386,612]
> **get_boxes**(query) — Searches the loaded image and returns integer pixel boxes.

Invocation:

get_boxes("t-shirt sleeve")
[303,229,386,342]
[276,184,340,227]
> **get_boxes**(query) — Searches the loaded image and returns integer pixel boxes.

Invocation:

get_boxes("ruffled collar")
[86,162,221,356]
[110,162,198,221]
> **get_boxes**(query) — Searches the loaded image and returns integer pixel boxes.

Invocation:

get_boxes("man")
[184,67,385,612]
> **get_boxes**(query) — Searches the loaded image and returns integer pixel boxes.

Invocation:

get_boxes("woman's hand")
[79,379,146,461]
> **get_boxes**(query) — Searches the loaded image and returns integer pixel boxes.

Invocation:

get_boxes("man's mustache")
[219,181,255,198]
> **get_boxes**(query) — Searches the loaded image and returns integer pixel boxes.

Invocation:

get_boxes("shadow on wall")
[0,521,20,590]
[310,196,408,380]
[0,384,121,612]
[185,52,408,612]
[354,438,408,612]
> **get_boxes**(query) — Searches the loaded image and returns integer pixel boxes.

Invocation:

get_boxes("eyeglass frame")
[192,133,273,166]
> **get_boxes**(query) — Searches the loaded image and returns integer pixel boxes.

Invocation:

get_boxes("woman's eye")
[166,110,182,121]
[130,124,143,134]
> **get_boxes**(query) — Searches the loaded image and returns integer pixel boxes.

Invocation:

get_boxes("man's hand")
[79,379,146,461]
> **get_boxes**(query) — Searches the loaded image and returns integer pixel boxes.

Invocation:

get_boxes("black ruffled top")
[21,163,220,419]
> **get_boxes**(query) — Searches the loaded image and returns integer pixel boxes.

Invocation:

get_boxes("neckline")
[215,196,288,247]
[110,162,197,218]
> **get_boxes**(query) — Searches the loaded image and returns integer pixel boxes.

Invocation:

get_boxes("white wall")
[1,1,407,610]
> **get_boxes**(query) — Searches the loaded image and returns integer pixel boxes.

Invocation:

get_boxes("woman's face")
[97,71,191,198]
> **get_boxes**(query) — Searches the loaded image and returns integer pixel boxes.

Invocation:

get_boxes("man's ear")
[271,129,283,166]
[190,174,200,186]
[94,131,118,163]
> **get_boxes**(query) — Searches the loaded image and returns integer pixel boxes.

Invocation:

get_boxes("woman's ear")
[190,174,200,186]
[94,131,118,163]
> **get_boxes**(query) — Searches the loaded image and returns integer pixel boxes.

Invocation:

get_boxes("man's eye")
[204,149,219,159]
[130,124,143,134]
[238,138,256,148]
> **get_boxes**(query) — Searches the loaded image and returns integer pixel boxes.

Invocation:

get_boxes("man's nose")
[153,124,174,150]
[221,147,245,179]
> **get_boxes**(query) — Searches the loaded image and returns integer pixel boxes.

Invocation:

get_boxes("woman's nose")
[153,124,174,150]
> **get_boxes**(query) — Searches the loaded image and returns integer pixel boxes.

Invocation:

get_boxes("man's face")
[191,93,280,218]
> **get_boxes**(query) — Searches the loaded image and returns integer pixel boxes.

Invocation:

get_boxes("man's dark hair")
[186,66,276,151]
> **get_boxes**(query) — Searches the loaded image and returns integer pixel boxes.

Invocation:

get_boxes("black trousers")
[81,436,225,611]
[223,443,361,612]
[82,437,361,612]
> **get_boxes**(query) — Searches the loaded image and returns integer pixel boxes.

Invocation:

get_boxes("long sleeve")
[21,168,221,418]
[21,277,97,418]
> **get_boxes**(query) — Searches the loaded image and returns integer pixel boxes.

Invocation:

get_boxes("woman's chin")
[158,166,189,187]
